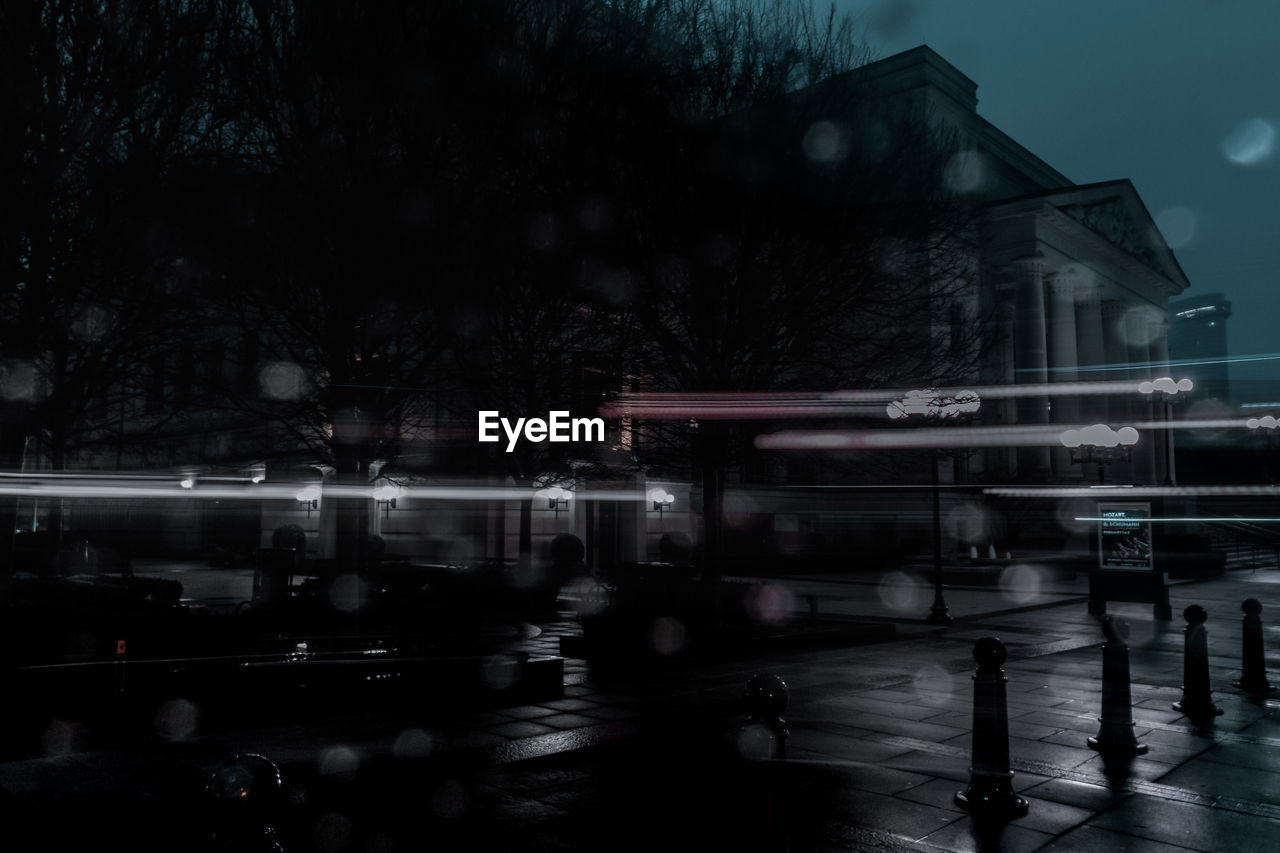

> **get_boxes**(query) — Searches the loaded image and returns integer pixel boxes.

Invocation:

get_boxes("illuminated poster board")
[1098,502,1153,571]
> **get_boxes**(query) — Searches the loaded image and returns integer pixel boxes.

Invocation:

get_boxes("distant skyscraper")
[1169,293,1232,404]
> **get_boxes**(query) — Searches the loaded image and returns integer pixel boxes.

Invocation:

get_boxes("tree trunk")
[696,423,727,584]
[0,417,26,584]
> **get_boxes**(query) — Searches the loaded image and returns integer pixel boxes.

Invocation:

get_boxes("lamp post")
[1139,377,1193,486]
[888,388,981,626]
[1059,424,1141,485]
[1246,415,1278,486]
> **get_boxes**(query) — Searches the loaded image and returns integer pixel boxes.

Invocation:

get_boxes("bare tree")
[1,0,226,554]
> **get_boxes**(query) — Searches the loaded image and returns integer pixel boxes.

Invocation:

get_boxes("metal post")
[956,637,1028,818]
[1088,617,1148,755]
[1172,605,1224,722]
[1234,598,1276,695]
[927,453,952,625]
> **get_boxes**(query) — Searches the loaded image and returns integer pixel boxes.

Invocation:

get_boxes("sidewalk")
[4,563,1279,851]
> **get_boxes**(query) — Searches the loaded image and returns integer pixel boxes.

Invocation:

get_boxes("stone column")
[1148,316,1175,485]
[1075,284,1108,424]
[1047,273,1081,479]
[1127,309,1156,484]
[1102,300,1136,483]
[987,293,1019,481]
[1013,259,1051,480]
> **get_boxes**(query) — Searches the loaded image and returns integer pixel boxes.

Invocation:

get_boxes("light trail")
[985,484,1279,498]
[602,380,1274,420]
[0,475,646,502]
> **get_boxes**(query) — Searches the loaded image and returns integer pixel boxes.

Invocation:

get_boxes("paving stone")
[870,750,971,784]
[501,705,563,720]
[1042,825,1203,852]
[1090,794,1280,849]
[535,713,602,730]
[1199,740,1280,772]
[893,777,968,812]
[808,694,956,722]
[917,817,1055,853]
[819,788,962,841]
[540,697,600,712]
[575,705,638,722]
[827,712,969,742]
[1019,777,1133,811]
[789,730,915,765]
[1070,754,1184,787]
[1013,708,1106,734]
[839,763,935,796]
[1155,758,1280,804]
[1013,795,1095,836]
[1006,736,1099,770]
[486,720,559,739]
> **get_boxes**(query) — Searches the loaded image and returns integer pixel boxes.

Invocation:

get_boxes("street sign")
[1091,501,1170,620]
[1098,502,1152,570]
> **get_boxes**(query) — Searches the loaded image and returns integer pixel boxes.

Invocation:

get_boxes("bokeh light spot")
[392,727,435,760]
[802,120,849,164]
[481,655,522,691]
[745,583,795,625]
[0,360,37,401]
[1223,117,1276,166]
[1155,206,1197,249]
[649,616,688,657]
[41,720,87,756]
[328,573,370,613]
[944,149,985,193]
[736,722,778,760]
[910,664,955,704]
[259,361,307,400]
[999,564,1043,605]
[318,745,361,781]
[877,570,926,613]
[154,698,201,742]
[1117,304,1165,347]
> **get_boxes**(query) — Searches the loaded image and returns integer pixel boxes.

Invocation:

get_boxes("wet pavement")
[4,559,1280,851]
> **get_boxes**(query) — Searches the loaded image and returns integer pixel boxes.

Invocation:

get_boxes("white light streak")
[985,485,1279,498]
[0,474,646,503]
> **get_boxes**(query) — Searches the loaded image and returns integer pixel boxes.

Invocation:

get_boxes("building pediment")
[1047,181,1191,292]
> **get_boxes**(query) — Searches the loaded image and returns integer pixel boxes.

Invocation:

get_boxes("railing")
[1199,519,1280,572]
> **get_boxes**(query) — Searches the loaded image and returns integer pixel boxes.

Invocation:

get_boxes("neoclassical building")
[981,180,1191,485]
[839,47,1191,486]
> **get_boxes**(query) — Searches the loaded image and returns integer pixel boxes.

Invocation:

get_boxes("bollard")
[955,637,1028,818]
[740,674,789,851]
[1087,617,1148,755]
[1172,605,1224,720]
[114,638,127,696]
[1233,598,1276,695]
[741,673,789,760]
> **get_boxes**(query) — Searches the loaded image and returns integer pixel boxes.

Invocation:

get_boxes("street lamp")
[536,485,573,518]
[371,482,405,519]
[1246,415,1278,485]
[1139,377,1193,486]
[647,487,676,515]
[295,484,321,518]
[888,388,981,626]
[1059,424,1141,485]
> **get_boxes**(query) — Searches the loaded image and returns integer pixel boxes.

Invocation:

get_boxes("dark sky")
[837,0,1278,389]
